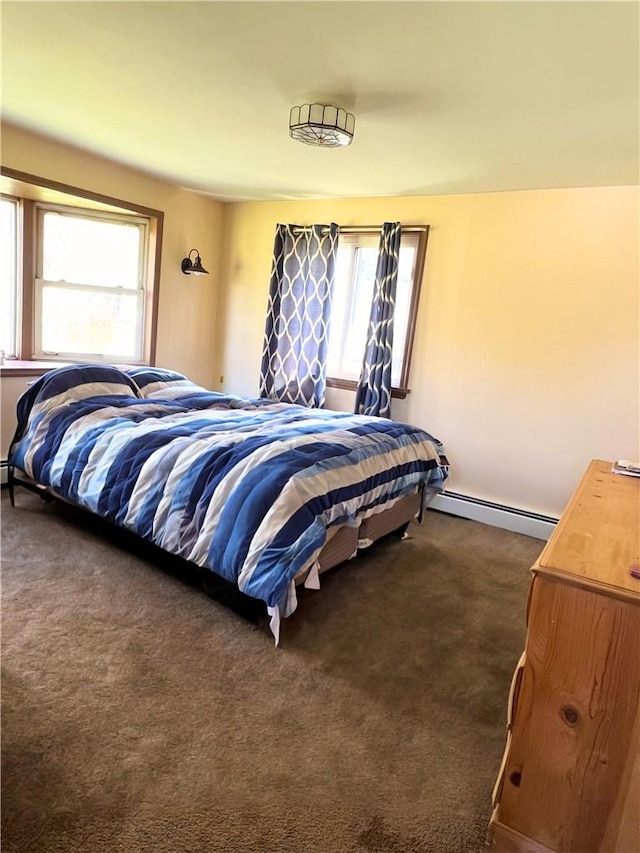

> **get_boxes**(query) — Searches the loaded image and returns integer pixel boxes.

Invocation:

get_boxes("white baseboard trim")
[429,491,557,540]
[0,460,556,540]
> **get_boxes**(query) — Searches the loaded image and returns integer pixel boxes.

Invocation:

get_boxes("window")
[326,227,428,397]
[35,207,148,361]
[0,167,163,367]
[0,197,19,357]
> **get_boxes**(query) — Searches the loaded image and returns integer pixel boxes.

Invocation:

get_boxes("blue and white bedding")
[10,365,448,639]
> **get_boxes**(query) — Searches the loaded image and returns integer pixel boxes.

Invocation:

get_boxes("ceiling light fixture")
[181,249,209,276]
[289,104,355,148]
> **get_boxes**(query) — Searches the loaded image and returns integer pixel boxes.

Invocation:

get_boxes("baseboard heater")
[0,459,557,539]
[429,490,558,540]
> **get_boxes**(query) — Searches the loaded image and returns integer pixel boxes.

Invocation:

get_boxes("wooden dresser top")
[534,459,640,601]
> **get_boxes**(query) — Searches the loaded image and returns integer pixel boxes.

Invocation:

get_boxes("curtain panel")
[354,221,402,418]
[259,223,339,408]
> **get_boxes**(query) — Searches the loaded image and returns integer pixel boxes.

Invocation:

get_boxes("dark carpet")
[1,488,541,853]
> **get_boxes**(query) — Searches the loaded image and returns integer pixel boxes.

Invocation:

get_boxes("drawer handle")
[509,770,522,787]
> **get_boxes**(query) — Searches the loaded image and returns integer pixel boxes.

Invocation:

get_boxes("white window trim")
[0,166,164,368]
[32,203,150,363]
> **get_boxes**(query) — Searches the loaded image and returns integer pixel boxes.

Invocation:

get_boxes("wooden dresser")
[487,459,640,853]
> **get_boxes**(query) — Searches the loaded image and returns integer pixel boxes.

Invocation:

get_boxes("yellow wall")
[2,123,638,518]
[217,189,639,517]
[1,122,223,386]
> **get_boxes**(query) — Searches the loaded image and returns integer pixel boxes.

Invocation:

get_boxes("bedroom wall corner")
[0,123,226,459]
[216,187,640,518]
[1,122,224,388]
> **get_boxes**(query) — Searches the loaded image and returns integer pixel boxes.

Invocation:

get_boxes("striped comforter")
[10,365,448,627]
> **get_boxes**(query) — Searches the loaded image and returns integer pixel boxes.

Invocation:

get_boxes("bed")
[8,364,449,642]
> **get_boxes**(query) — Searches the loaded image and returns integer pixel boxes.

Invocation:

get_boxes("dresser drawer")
[492,650,526,809]
[487,461,640,852]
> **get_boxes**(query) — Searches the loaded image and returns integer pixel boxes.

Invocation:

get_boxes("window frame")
[33,203,150,362]
[326,225,429,400]
[0,167,163,367]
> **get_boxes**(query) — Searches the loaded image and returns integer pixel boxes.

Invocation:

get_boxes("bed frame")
[293,489,422,585]
[8,462,424,593]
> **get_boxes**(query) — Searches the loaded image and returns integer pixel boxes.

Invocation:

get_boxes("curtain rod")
[340,225,428,233]
[291,225,334,234]
[290,224,428,234]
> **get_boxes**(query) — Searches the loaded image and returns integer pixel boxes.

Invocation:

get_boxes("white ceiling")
[2,1,638,201]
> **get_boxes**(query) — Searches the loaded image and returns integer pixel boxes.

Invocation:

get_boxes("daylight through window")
[0,197,19,357]
[326,228,428,396]
[0,169,162,367]
[35,208,148,361]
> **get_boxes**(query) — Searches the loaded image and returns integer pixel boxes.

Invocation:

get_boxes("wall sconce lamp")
[181,249,209,275]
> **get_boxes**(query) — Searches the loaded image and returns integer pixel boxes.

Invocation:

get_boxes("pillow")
[125,366,206,399]
[34,363,142,402]
[12,364,142,447]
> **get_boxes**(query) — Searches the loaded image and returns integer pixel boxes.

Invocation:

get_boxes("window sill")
[0,359,73,378]
[0,359,145,378]
[326,377,410,400]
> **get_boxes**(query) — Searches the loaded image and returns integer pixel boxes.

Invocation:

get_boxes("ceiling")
[2,1,638,202]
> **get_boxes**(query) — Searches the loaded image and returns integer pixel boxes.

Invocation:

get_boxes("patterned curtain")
[259,223,339,408]
[354,222,402,419]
